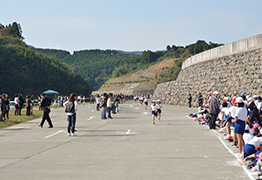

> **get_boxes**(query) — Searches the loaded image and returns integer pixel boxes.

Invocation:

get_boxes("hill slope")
[98,58,183,93]
[0,36,91,97]
[36,48,140,90]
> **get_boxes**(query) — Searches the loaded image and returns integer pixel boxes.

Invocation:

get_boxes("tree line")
[0,23,91,98]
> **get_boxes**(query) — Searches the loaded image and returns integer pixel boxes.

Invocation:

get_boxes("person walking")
[208,91,220,129]
[39,93,53,128]
[64,93,78,136]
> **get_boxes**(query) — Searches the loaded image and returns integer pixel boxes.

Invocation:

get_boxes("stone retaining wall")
[153,48,262,106]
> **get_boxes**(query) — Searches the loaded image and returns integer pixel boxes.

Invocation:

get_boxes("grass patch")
[0,109,42,129]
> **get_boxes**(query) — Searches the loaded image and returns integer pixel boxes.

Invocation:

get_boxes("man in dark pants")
[188,94,192,108]
[39,93,53,128]
[209,91,220,129]
[18,93,24,115]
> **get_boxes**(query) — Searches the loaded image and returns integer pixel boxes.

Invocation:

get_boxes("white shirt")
[247,136,262,149]
[157,103,162,109]
[14,97,19,105]
[96,97,101,104]
[229,106,238,118]
[243,133,254,144]
[235,107,248,121]
[257,102,262,111]
[151,104,157,111]
[219,107,229,121]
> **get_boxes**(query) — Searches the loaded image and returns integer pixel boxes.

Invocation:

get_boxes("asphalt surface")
[0,102,256,180]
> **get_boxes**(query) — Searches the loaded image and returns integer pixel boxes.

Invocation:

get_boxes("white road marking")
[91,110,94,112]
[87,116,96,121]
[186,115,255,180]
[44,130,66,139]
[117,129,137,135]
[135,107,140,109]
[143,112,149,114]
[130,105,133,107]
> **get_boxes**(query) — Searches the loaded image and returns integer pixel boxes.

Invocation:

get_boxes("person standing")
[209,91,220,129]
[39,93,53,128]
[107,93,113,119]
[4,94,10,120]
[64,93,78,136]
[96,95,101,111]
[83,95,86,105]
[246,97,262,127]
[188,94,192,108]
[14,94,19,115]
[100,93,107,119]
[232,97,248,157]
[25,95,31,116]
[1,94,7,121]
[198,93,203,107]
[18,93,24,115]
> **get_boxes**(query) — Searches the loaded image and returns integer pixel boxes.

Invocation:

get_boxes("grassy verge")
[0,109,42,129]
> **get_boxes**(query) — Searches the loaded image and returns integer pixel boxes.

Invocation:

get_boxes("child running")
[156,99,162,121]
[144,96,148,110]
[149,100,158,125]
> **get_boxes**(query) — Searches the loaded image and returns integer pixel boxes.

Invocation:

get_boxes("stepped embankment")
[153,34,262,105]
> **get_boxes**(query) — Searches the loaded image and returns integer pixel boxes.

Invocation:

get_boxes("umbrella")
[42,90,59,95]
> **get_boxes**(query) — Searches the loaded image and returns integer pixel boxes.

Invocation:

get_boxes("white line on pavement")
[44,130,66,139]
[87,116,96,121]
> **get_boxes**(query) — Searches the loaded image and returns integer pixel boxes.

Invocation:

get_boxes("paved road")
[0,102,254,180]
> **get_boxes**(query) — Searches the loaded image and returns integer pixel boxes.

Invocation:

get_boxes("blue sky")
[1,0,262,53]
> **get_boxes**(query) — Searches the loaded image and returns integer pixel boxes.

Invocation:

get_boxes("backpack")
[99,98,105,107]
[65,101,75,113]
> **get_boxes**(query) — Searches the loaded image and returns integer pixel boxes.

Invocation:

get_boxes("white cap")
[253,95,259,98]
[245,124,250,131]
[235,97,244,103]
[247,97,253,102]
[152,100,156,103]
[157,99,161,102]
[223,97,227,101]
[213,91,219,95]
[246,95,251,99]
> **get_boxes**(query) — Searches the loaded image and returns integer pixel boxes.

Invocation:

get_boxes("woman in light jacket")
[64,93,78,136]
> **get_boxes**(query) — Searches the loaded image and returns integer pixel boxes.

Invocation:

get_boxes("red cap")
[232,97,237,106]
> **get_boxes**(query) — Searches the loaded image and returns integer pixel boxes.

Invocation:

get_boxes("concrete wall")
[182,34,262,69]
[153,47,262,106]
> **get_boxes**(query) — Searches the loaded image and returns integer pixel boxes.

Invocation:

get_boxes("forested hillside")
[0,23,91,97]
[36,48,140,90]
[111,40,223,80]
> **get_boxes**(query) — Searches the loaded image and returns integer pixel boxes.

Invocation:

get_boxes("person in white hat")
[232,97,248,157]
[149,100,158,125]
[208,91,220,129]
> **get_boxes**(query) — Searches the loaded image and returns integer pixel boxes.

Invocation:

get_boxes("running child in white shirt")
[144,97,148,110]
[149,100,158,125]
[156,99,162,121]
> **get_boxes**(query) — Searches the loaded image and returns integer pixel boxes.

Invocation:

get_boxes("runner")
[144,96,148,110]
[156,99,162,121]
[149,100,158,125]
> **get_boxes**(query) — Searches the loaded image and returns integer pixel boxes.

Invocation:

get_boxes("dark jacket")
[41,97,51,108]
[247,101,259,115]
[209,96,220,115]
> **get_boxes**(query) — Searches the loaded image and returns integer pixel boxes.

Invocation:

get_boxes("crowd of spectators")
[189,91,262,178]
